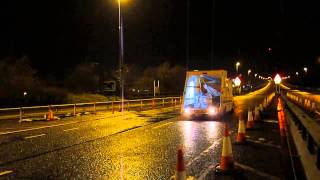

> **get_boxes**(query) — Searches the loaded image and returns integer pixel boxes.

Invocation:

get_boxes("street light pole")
[118,0,124,112]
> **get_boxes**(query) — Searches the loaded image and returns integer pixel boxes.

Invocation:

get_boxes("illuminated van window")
[183,75,221,110]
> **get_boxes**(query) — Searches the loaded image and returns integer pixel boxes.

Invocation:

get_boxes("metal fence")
[0,97,182,121]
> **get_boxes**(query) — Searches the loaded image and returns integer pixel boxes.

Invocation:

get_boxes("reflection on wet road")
[0,82,275,179]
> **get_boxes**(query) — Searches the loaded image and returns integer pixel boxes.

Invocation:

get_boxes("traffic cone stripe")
[236,119,246,143]
[218,124,234,171]
[220,156,234,170]
[246,110,254,129]
[236,133,246,142]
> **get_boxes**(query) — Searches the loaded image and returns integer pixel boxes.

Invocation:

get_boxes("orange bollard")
[175,148,186,180]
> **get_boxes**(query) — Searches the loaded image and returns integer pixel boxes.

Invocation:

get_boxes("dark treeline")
[0,56,185,107]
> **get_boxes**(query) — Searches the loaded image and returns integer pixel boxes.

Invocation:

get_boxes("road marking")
[186,140,220,167]
[262,119,278,124]
[152,122,173,129]
[63,127,79,132]
[24,134,46,139]
[247,139,281,149]
[235,162,281,180]
[0,170,13,176]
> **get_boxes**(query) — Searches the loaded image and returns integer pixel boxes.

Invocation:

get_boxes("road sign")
[103,81,116,92]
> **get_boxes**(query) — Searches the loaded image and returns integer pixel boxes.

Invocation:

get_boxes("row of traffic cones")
[174,95,274,179]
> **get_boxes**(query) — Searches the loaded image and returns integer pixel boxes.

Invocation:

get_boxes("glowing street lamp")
[303,67,308,73]
[274,74,281,93]
[296,72,299,76]
[234,76,241,94]
[234,77,241,87]
[235,62,240,73]
[274,74,281,84]
[247,69,252,75]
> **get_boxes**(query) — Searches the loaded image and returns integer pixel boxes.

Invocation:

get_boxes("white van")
[181,70,234,119]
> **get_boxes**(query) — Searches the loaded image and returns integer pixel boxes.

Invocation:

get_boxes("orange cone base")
[220,156,234,171]
[214,163,242,176]
[246,121,254,129]
[235,133,246,143]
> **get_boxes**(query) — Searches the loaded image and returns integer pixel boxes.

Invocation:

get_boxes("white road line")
[262,119,278,124]
[0,170,13,176]
[24,134,46,139]
[0,121,80,136]
[247,139,281,149]
[63,127,79,132]
[186,140,220,167]
[235,162,281,180]
[0,113,120,136]
[152,122,173,129]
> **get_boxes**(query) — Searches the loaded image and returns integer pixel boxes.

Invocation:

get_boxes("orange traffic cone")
[246,109,254,129]
[175,148,186,180]
[215,124,234,174]
[254,106,260,121]
[236,119,246,143]
[46,106,54,121]
[259,104,264,113]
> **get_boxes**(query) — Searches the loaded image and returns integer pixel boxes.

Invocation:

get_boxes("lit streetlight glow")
[235,62,240,73]
[234,77,241,87]
[274,74,281,84]
[303,67,308,73]
[247,69,252,75]
[274,74,281,94]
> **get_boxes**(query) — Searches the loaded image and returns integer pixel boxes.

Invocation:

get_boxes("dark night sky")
[1,0,320,78]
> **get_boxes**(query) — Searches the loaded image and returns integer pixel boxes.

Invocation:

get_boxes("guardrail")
[0,97,182,121]
[282,94,320,176]
[286,91,320,118]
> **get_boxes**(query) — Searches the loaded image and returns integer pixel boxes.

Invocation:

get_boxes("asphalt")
[0,84,306,179]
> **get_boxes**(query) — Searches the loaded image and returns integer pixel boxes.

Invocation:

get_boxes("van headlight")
[184,107,192,116]
[208,106,217,116]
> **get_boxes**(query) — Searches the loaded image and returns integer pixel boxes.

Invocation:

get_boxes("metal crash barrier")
[282,94,320,178]
[0,97,182,121]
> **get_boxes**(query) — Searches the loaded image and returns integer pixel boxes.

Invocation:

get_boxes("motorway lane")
[0,84,275,179]
[0,109,179,167]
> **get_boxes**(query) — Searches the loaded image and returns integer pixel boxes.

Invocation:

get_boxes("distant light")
[248,69,252,75]
[303,67,308,73]
[268,47,272,51]
[254,73,258,77]
[23,91,27,97]
[236,62,240,66]
[194,70,198,71]
[274,74,282,84]
[296,72,299,76]
[234,77,241,86]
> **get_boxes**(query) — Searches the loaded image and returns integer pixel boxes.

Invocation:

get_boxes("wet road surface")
[0,82,304,179]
